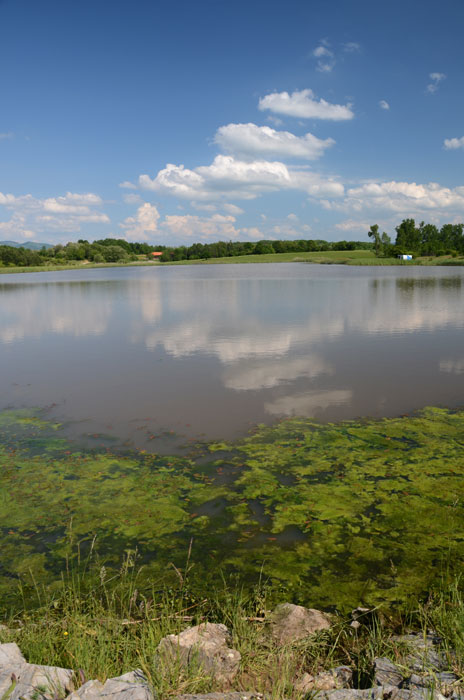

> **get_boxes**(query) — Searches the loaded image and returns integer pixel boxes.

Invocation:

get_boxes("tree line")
[1,219,463,269]
[157,238,370,261]
[0,237,370,267]
[368,219,464,257]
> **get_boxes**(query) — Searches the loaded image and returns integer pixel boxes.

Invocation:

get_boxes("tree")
[368,225,382,256]
[395,219,420,253]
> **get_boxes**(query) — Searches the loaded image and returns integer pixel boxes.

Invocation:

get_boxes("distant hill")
[0,240,53,250]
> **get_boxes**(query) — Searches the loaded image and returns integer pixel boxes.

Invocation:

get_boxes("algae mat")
[0,407,463,610]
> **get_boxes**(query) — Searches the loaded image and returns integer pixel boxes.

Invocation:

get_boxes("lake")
[1,263,463,447]
[2,263,464,608]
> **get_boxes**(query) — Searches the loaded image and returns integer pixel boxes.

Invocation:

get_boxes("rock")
[315,686,447,700]
[174,694,265,700]
[393,635,442,649]
[373,658,403,687]
[157,623,240,683]
[69,680,105,700]
[295,666,353,693]
[335,667,354,688]
[392,634,449,673]
[406,671,458,691]
[0,642,75,700]
[68,671,153,700]
[1,663,74,700]
[0,642,25,666]
[270,603,331,644]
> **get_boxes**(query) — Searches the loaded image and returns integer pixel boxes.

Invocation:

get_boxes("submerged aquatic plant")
[1,406,463,611]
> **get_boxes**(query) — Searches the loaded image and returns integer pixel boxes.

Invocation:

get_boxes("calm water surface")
[1,263,464,447]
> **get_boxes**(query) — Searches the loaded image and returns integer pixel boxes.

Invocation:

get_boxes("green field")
[163,249,464,266]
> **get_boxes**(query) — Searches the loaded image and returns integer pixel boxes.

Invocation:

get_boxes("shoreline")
[1,250,464,275]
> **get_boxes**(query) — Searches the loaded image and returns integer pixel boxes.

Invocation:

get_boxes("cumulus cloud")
[0,190,110,237]
[335,219,374,232]
[313,44,335,72]
[326,180,464,219]
[119,181,137,189]
[214,123,334,160]
[444,136,464,150]
[223,203,244,215]
[161,213,240,240]
[426,72,446,94]
[139,154,344,202]
[379,100,390,110]
[0,132,13,140]
[120,202,160,240]
[258,89,354,120]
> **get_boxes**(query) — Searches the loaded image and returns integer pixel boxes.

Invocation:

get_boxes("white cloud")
[119,181,137,190]
[223,203,244,215]
[0,190,110,236]
[214,122,334,160]
[444,136,464,150]
[327,180,464,219]
[335,219,375,232]
[123,193,144,205]
[266,115,283,127]
[0,214,36,241]
[191,202,218,212]
[313,44,335,72]
[139,154,344,202]
[161,213,240,240]
[0,132,13,140]
[379,100,390,110]
[120,202,160,240]
[343,42,360,52]
[258,89,354,120]
[240,226,265,239]
[426,72,446,94]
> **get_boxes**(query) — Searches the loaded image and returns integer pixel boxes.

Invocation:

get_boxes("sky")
[1,0,464,246]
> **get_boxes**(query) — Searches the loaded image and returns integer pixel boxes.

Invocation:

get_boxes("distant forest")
[0,236,370,267]
[0,218,463,267]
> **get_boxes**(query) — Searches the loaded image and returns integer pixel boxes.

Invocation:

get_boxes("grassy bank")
[0,261,159,275]
[0,560,462,698]
[2,250,464,273]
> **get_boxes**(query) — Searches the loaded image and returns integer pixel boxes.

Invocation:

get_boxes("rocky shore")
[1,603,462,700]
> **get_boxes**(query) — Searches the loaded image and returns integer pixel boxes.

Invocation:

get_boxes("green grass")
[0,261,159,275]
[130,250,464,267]
[0,554,462,699]
[2,251,464,273]
[162,249,377,265]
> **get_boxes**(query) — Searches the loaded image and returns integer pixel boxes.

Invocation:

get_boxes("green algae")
[1,406,464,611]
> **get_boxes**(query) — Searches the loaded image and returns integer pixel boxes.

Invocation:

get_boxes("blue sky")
[1,0,464,245]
